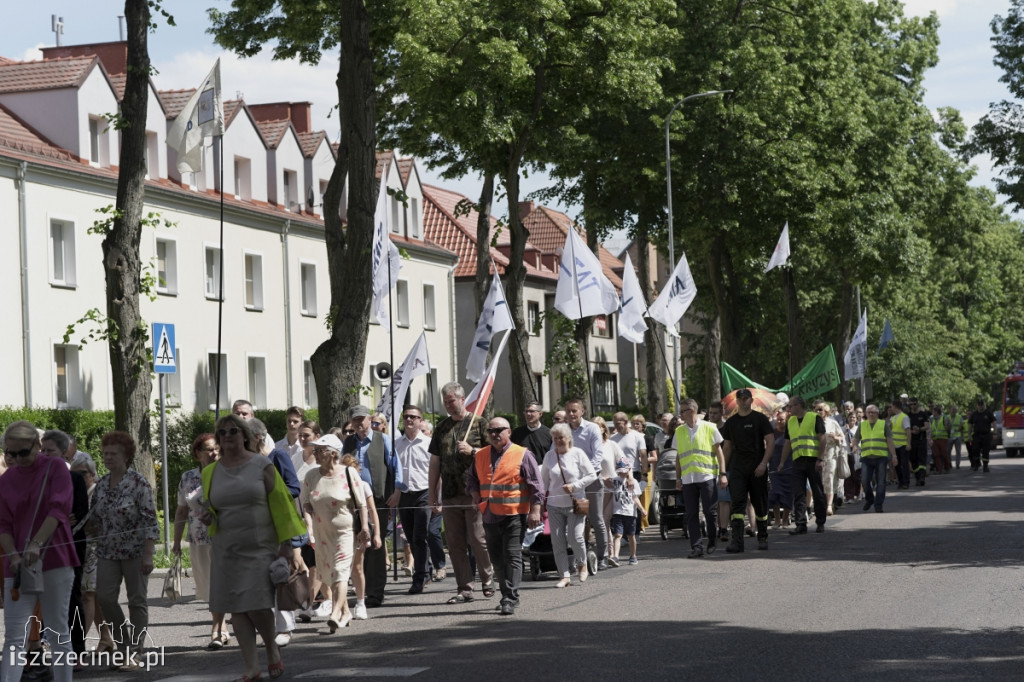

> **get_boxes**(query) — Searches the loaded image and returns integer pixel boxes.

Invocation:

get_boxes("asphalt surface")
[7,450,1024,681]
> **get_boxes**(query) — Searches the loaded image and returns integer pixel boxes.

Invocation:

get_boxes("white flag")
[371,179,402,329]
[465,330,510,418]
[617,254,648,344]
[376,331,431,425]
[844,309,868,380]
[166,60,224,174]
[647,252,697,330]
[554,229,620,319]
[466,273,515,382]
[765,222,790,272]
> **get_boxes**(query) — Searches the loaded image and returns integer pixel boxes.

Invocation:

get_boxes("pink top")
[0,454,79,578]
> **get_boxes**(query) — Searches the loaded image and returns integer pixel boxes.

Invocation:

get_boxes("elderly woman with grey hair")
[540,423,597,587]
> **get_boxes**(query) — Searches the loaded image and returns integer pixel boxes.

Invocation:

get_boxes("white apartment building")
[0,42,456,417]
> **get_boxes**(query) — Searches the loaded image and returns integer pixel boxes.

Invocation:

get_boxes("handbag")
[163,552,182,603]
[17,460,54,596]
[557,452,590,516]
[276,568,311,611]
[344,466,374,538]
[836,451,852,479]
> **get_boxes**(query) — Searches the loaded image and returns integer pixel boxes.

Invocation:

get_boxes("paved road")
[9,451,1024,680]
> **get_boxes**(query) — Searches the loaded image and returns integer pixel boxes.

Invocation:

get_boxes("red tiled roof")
[0,103,75,161]
[158,89,195,119]
[397,157,414,185]
[422,183,557,282]
[297,130,325,158]
[0,56,100,94]
[255,118,291,149]
[223,100,242,128]
[108,73,126,100]
[375,150,393,182]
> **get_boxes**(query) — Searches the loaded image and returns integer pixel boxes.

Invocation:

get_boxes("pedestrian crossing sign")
[153,322,176,374]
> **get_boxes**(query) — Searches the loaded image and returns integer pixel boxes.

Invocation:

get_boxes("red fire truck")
[1001,362,1024,458]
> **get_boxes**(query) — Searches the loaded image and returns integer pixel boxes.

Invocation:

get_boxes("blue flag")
[877,318,894,354]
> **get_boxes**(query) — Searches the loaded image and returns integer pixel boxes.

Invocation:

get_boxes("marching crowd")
[0,386,1000,681]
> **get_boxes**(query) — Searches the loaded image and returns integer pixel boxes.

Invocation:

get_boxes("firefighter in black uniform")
[907,397,929,486]
[720,388,775,552]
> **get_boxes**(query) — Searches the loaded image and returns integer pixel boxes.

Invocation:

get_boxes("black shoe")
[499,602,515,616]
[875,507,884,513]
[983,464,990,473]
[706,536,716,555]
[687,547,704,559]
[365,596,383,608]
[815,524,825,533]
[718,528,729,541]
[408,583,425,595]
[757,538,768,550]
[862,500,872,511]
[917,479,925,486]
[789,525,808,535]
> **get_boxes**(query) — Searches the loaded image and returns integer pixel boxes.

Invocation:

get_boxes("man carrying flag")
[167,60,223,174]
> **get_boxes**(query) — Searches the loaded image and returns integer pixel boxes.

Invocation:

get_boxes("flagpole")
[214,135,225,421]
[386,240,398,583]
[856,286,866,404]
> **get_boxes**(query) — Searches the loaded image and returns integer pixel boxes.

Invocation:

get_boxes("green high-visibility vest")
[859,419,888,458]
[675,421,718,479]
[787,412,820,459]
[950,414,965,438]
[889,411,908,448]
[930,414,950,439]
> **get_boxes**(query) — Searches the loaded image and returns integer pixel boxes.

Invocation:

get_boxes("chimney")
[247,102,291,123]
[289,102,311,133]
[518,201,535,220]
[41,41,127,75]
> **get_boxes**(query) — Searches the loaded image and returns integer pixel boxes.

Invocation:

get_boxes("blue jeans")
[861,456,888,510]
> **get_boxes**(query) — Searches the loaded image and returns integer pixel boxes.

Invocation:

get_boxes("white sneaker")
[274,632,291,647]
[314,600,333,618]
[353,603,368,620]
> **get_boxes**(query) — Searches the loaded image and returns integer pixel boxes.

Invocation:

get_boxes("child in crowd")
[605,459,645,566]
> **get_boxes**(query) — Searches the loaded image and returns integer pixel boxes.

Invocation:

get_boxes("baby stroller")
[523,512,597,580]
[654,446,687,540]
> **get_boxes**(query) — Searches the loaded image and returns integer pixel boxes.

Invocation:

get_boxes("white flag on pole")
[466,272,515,382]
[371,179,402,330]
[764,222,791,272]
[617,253,648,344]
[166,60,224,174]
[465,329,510,418]
[647,252,697,331]
[554,228,620,319]
[843,309,868,380]
[376,331,431,425]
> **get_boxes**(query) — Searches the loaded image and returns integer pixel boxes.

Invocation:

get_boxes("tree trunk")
[311,0,375,430]
[502,162,534,422]
[474,174,495,317]
[103,0,153,486]
[705,309,722,404]
[634,219,666,417]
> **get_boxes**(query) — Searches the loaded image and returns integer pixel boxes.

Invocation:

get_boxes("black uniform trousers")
[729,467,769,540]
[790,456,826,528]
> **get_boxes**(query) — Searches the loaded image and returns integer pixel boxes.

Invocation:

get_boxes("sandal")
[208,637,224,651]
[269,660,284,679]
[446,593,474,604]
[482,584,496,598]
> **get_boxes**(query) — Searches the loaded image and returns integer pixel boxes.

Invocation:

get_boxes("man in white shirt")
[674,399,727,558]
[610,412,648,483]
[565,398,609,570]
[274,406,306,471]
[388,404,434,595]
[232,399,275,452]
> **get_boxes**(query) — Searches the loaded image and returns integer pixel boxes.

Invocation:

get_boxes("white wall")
[0,89,81,157]
[222,110,268,203]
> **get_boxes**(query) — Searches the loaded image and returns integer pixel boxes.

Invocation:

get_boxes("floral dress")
[301,466,365,584]
[91,469,160,561]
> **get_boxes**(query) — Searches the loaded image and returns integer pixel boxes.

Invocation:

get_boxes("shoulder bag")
[558,452,589,516]
[344,466,374,539]
[836,450,852,479]
[162,552,182,603]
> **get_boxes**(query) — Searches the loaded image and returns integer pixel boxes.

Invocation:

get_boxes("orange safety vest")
[474,443,531,515]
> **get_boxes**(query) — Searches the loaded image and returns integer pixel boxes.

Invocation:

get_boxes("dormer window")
[283,169,298,210]
[88,116,109,166]
[410,197,422,239]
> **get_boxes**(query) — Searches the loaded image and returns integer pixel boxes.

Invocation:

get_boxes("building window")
[234,157,251,200]
[155,237,177,295]
[283,169,298,210]
[145,131,158,179]
[527,301,540,336]
[207,352,228,410]
[303,360,318,409]
[534,373,544,406]
[49,219,77,287]
[593,371,618,410]
[422,283,436,330]
[593,314,613,339]
[390,194,402,234]
[205,246,222,299]
[410,197,421,239]
[244,253,264,310]
[318,180,328,214]
[88,117,108,166]
[53,344,81,408]
[300,262,317,316]
[396,279,410,328]
[247,356,267,409]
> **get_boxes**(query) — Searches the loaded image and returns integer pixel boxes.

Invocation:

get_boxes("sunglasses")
[371,421,381,428]
[217,427,240,437]
[403,414,421,420]
[4,447,34,458]
[343,429,355,435]
[486,427,507,435]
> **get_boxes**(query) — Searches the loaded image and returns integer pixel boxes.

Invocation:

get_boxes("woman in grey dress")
[201,415,303,682]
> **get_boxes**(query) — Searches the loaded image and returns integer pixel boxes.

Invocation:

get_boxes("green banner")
[721,344,840,400]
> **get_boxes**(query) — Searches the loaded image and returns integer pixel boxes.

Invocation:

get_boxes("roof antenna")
[51,14,64,47]
[118,15,125,41]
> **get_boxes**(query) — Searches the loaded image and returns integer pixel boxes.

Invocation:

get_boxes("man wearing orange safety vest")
[466,417,543,616]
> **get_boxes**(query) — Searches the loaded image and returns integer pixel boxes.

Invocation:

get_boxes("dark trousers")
[399,490,431,588]
[970,434,992,468]
[365,503,389,602]
[428,510,446,569]
[909,439,928,482]
[791,457,826,528]
[729,468,769,539]
[895,446,910,487]
[483,514,525,605]
[680,479,717,551]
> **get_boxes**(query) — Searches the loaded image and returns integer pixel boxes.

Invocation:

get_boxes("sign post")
[153,323,176,556]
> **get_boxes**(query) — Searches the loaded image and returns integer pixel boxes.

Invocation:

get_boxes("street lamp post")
[664,90,731,408]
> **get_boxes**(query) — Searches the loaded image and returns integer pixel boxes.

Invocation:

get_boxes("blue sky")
[2,0,1016,225]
